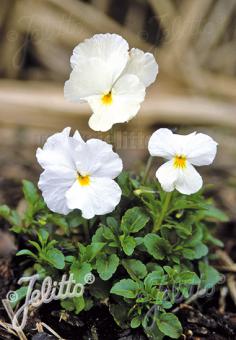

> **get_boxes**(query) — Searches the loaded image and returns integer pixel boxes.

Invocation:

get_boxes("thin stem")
[153,191,173,233]
[110,126,116,151]
[83,220,90,243]
[142,156,153,184]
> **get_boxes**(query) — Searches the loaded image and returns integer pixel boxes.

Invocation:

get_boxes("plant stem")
[83,220,90,242]
[153,191,172,232]
[110,126,116,151]
[142,156,153,184]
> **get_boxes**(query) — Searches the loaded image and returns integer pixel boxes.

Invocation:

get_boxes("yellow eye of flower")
[101,91,113,105]
[77,174,90,186]
[173,155,187,169]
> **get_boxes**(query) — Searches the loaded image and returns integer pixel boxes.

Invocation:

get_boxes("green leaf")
[120,235,136,256]
[122,259,147,280]
[47,214,68,231]
[121,207,149,234]
[70,262,92,284]
[203,205,229,222]
[207,234,224,247]
[199,262,221,289]
[16,249,37,259]
[110,303,129,328]
[185,225,203,247]
[73,296,85,314]
[144,268,166,290]
[156,313,182,339]
[45,248,65,269]
[92,225,115,243]
[22,180,38,205]
[10,287,28,309]
[175,223,192,238]
[111,279,139,299]
[0,205,21,226]
[175,271,200,285]
[131,316,141,328]
[29,240,41,252]
[144,234,171,260]
[96,254,119,280]
[0,205,10,219]
[38,229,49,246]
[61,299,75,312]
[117,171,132,197]
[67,213,84,228]
[183,243,208,260]
[106,217,119,233]
[84,242,105,262]
[102,226,116,240]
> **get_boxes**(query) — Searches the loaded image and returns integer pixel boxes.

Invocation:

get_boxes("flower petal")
[148,128,176,159]
[65,177,122,219]
[70,33,129,83]
[156,160,179,192]
[175,162,203,195]
[36,127,79,170]
[73,130,84,143]
[64,58,113,102]
[156,160,203,195]
[38,167,76,215]
[88,74,145,132]
[74,139,122,178]
[122,48,158,87]
[183,132,218,166]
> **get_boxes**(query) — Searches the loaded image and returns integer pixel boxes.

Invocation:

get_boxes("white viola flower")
[36,127,123,219]
[148,128,218,195]
[64,33,158,132]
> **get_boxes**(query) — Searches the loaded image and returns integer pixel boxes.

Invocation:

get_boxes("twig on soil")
[216,250,236,306]
[2,299,28,340]
[38,322,65,340]
[219,286,228,314]
[172,288,208,313]
[215,265,236,273]
[36,322,43,333]
[0,320,18,337]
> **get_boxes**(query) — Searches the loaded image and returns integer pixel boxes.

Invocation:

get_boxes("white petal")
[64,58,113,102]
[65,177,122,219]
[36,127,79,170]
[156,160,203,195]
[70,33,129,83]
[73,130,84,143]
[73,138,122,178]
[156,160,179,192]
[122,48,158,87]
[38,167,76,215]
[148,128,176,159]
[88,74,145,132]
[175,162,203,195]
[183,132,218,166]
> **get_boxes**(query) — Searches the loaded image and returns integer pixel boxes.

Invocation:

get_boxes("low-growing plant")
[0,171,227,339]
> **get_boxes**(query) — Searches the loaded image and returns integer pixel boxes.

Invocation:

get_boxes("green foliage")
[0,175,226,339]
[17,229,65,270]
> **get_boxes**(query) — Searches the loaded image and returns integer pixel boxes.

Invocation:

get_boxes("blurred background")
[0,0,236,218]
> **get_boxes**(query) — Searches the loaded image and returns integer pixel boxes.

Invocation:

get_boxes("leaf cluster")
[0,173,227,339]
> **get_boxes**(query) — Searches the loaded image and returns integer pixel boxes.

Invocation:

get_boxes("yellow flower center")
[101,91,113,105]
[173,155,187,169]
[77,174,90,186]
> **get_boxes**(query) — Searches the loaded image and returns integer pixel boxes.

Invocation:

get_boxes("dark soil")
[1,178,236,340]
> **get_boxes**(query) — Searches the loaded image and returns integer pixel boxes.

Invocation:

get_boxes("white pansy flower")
[148,128,218,195]
[64,33,158,132]
[36,128,123,219]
